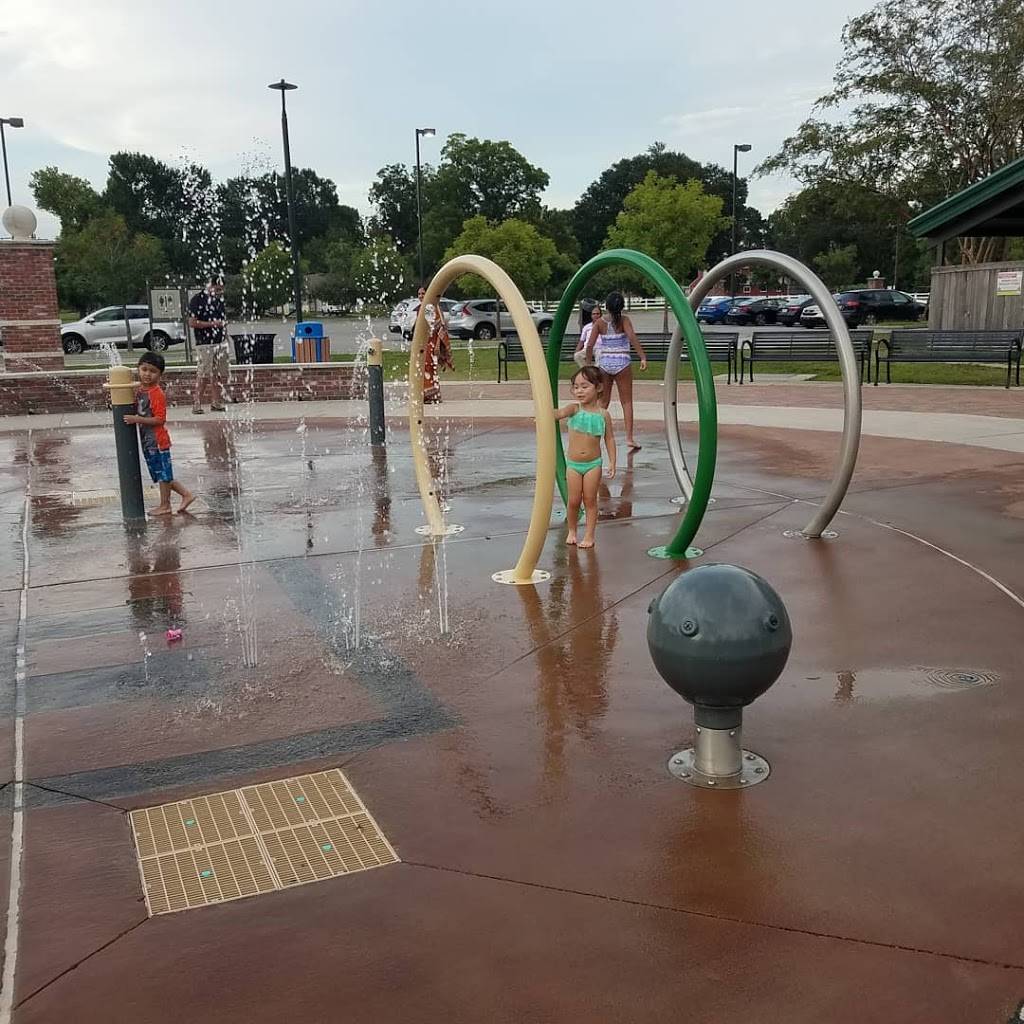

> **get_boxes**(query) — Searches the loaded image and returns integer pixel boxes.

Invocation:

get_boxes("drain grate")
[130,770,398,916]
[924,669,999,690]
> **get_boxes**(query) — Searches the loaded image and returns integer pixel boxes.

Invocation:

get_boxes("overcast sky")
[1,0,856,240]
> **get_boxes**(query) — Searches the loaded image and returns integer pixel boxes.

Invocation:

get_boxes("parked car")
[695,296,737,324]
[389,298,416,334]
[725,297,784,326]
[833,289,926,327]
[443,299,554,341]
[61,305,186,355]
[399,298,459,339]
[776,296,814,326]
[799,301,834,328]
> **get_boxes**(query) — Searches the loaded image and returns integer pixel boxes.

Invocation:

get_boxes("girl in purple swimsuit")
[585,291,647,450]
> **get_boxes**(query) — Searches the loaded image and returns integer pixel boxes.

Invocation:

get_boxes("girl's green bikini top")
[567,406,605,437]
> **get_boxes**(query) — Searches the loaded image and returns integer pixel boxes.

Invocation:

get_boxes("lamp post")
[730,143,752,297]
[0,117,25,208]
[415,127,436,284]
[268,80,303,322]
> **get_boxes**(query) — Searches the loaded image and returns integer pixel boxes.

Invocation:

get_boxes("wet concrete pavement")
[2,408,1024,1022]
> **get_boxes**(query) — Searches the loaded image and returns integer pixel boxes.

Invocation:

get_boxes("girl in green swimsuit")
[554,365,617,548]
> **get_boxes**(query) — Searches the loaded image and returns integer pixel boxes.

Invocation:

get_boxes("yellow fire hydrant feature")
[106,365,136,405]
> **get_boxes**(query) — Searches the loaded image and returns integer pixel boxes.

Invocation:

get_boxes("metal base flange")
[648,545,703,560]
[415,523,465,537]
[782,529,838,540]
[492,568,551,585]
[670,495,715,506]
[667,748,771,788]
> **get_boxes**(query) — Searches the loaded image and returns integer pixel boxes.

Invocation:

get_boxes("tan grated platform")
[130,770,399,916]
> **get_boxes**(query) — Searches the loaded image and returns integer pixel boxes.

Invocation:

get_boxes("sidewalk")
[5,380,1024,454]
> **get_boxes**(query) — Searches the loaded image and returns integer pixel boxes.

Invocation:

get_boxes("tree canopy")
[758,0,1024,262]
[573,143,740,263]
[444,216,560,298]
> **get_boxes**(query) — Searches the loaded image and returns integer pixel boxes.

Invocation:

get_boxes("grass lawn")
[70,346,1010,387]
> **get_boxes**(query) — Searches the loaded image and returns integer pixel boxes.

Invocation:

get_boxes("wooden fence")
[928,260,1024,330]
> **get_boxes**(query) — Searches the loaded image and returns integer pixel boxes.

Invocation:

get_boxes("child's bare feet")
[578,536,595,549]
[178,492,195,513]
[566,531,578,546]
[151,505,173,516]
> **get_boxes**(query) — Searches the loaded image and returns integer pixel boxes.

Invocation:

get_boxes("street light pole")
[0,117,25,208]
[269,81,303,322]
[415,127,436,284]
[730,143,752,297]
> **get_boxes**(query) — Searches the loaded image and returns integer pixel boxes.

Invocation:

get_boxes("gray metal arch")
[664,250,862,538]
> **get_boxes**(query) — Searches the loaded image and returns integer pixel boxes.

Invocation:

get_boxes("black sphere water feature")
[647,564,792,789]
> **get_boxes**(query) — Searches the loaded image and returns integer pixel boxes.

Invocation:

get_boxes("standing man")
[188,279,230,413]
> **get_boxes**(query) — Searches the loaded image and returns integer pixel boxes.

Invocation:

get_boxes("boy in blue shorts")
[123,352,195,515]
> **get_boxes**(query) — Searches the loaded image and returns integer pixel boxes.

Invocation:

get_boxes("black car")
[725,298,782,326]
[776,296,814,326]
[834,289,926,327]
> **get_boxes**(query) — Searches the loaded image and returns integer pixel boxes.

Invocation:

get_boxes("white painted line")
[863,517,1024,613]
[0,445,30,1023]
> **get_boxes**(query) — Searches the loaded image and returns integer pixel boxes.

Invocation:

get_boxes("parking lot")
[58,310,808,368]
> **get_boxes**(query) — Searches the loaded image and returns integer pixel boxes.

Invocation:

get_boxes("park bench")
[497,331,739,383]
[875,329,1023,387]
[742,330,873,383]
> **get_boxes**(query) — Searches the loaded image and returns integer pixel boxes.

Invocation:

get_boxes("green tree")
[768,182,930,289]
[444,216,559,298]
[369,134,550,279]
[351,235,412,306]
[573,143,740,262]
[758,0,1024,263]
[55,211,167,313]
[604,172,726,331]
[240,242,293,315]
[813,243,860,290]
[29,167,104,233]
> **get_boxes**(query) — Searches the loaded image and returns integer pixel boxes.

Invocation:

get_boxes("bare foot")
[566,532,578,546]
[578,537,595,549]
[178,492,195,513]
[151,505,173,517]
[627,440,642,451]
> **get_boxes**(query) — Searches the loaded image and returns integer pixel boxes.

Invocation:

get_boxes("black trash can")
[231,333,276,365]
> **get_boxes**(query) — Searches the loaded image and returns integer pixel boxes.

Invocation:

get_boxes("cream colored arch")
[408,255,555,585]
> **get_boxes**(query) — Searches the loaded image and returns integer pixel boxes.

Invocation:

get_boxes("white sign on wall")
[996,270,1023,297]
[150,288,182,319]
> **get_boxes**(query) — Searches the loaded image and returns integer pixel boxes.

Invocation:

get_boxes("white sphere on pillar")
[2,205,37,241]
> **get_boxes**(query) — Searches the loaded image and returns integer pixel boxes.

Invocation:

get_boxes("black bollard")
[368,337,386,446]
[107,366,146,522]
[647,563,792,788]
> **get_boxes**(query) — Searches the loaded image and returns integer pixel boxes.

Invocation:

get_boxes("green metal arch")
[543,249,717,558]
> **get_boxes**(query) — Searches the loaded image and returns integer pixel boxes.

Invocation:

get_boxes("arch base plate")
[492,568,551,586]
[415,524,465,537]
[647,545,703,560]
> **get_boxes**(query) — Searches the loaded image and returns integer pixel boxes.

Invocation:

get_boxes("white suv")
[445,299,553,341]
[61,305,186,354]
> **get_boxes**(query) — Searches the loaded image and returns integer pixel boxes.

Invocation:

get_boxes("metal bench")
[498,331,739,383]
[742,330,873,383]
[876,329,1023,387]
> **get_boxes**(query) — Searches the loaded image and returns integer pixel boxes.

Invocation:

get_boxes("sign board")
[996,270,1023,297]
[150,288,182,320]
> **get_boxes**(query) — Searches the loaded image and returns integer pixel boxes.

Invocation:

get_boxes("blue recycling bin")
[291,321,330,361]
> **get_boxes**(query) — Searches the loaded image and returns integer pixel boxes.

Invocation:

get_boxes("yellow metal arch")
[408,254,555,585]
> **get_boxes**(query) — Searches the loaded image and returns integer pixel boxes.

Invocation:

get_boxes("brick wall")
[0,241,64,371]
[0,363,365,416]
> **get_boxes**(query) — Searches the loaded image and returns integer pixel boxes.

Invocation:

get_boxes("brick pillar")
[0,241,64,371]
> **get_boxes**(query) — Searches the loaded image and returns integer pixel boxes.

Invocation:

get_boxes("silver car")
[61,305,185,354]
[389,298,416,334]
[398,298,459,339]
[445,299,553,341]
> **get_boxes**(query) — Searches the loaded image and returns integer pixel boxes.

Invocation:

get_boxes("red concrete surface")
[1,415,1022,1022]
